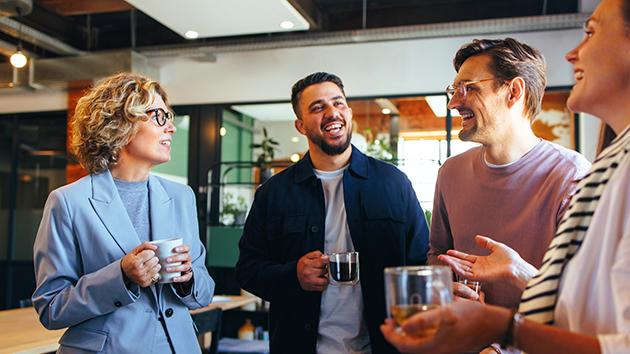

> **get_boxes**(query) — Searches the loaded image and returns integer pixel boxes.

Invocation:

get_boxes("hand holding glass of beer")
[385,266,453,337]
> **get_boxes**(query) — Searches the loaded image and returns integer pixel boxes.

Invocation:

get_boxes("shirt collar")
[294,145,369,184]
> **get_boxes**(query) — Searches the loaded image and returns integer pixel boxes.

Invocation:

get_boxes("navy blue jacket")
[235,146,430,354]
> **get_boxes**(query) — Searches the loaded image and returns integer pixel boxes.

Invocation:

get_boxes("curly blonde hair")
[70,72,171,174]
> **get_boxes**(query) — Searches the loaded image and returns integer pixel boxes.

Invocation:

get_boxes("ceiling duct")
[139,13,590,58]
[0,16,84,56]
[0,50,158,90]
[0,0,32,17]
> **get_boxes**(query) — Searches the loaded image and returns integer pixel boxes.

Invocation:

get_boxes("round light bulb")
[220,127,227,136]
[290,153,300,162]
[381,108,391,115]
[10,51,27,68]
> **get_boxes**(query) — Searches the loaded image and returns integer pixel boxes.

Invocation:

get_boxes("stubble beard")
[458,124,478,142]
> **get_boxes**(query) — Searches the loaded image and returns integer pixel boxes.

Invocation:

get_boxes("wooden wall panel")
[66,80,91,184]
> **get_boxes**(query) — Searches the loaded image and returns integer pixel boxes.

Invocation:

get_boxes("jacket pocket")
[59,327,107,352]
[266,214,306,241]
[363,202,406,223]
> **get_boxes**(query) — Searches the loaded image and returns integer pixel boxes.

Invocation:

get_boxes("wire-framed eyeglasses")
[446,78,499,100]
[146,108,173,126]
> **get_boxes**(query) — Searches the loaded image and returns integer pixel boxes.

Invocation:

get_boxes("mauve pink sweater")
[428,140,591,308]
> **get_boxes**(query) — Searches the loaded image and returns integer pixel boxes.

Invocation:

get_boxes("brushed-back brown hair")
[454,38,546,122]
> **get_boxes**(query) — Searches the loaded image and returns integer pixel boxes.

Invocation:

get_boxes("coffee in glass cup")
[327,251,359,285]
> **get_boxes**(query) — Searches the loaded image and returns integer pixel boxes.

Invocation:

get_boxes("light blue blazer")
[32,170,215,353]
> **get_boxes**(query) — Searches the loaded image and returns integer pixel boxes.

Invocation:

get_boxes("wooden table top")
[190,295,259,314]
[0,307,62,354]
[0,295,259,354]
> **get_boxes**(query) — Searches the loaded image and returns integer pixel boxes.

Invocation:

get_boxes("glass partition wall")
[0,112,68,310]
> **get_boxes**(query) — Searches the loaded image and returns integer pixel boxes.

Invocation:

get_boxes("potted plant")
[250,127,280,183]
[366,136,394,161]
[220,192,248,226]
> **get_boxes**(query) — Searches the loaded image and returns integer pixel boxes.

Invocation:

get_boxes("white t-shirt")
[314,167,371,354]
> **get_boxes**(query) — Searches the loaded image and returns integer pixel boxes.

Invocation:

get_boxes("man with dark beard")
[235,72,429,354]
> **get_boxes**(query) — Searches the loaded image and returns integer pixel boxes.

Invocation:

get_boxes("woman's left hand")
[166,243,194,284]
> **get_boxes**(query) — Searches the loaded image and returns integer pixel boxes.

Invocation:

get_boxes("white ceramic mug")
[150,238,183,283]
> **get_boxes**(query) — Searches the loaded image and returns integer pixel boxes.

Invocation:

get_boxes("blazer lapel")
[89,170,140,256]
[148,175,175,242]
[146,176,175,300]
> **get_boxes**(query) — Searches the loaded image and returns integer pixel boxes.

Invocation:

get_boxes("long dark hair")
[597,123,617,154]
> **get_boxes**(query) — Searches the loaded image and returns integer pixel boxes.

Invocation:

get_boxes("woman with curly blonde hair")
[32,72,215,353]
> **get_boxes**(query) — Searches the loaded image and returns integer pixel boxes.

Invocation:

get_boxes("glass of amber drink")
[384,266,453,337]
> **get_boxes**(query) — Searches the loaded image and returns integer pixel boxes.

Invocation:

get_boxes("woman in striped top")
[380,0,630,353]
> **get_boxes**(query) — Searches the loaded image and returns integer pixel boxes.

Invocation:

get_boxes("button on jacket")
[235,146,430,354]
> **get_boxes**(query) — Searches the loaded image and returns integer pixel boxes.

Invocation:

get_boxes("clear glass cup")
[327,251,359,285]
[457,275,481,296]
[385,266,453,337]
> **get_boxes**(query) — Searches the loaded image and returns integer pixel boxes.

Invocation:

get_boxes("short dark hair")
[453,38,546,122]
[290,72,346,119]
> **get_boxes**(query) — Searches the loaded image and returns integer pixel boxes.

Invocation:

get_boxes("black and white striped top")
[519,125,630,324]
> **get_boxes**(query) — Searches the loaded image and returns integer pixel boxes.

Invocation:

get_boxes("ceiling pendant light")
[10,50,27,68]
[11,6,28,69]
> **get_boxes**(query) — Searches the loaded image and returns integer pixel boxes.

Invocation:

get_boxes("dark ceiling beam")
[34,0,135,15]
[22,2,86,49]
[286,0,322,31]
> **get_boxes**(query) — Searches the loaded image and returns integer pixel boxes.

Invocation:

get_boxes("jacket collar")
[89,170,175,255]
[294,144,369,184]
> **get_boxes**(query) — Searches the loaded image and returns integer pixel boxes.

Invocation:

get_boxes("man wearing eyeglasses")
[427,38,590,330]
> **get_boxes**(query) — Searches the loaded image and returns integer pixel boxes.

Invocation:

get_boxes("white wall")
[154,29,584,105]
[0,87,68,114]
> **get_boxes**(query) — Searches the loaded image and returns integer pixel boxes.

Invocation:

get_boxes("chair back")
[192,307,223,354]
[19,298,33,308]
